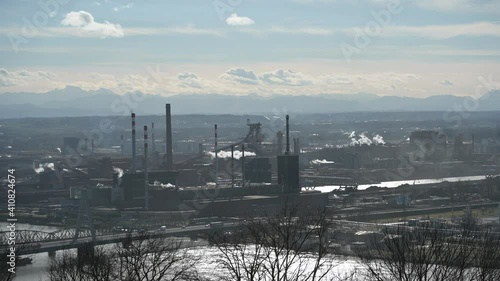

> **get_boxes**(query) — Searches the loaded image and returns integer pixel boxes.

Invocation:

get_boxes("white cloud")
[0,69,57,87]
[256,26,334,36]
[123,26,225,37]
[413,0,500,13]
[177,72,201,88]
[2,61,499,99]
[178,72,198,80]
[381,22,500,39]
[220,68,259,85]
[439,80,454,86]
[292,0,500,13]
[260,69,313,86]
[225,13,255,26]
[113,3,134,12]
[61,11,124,38]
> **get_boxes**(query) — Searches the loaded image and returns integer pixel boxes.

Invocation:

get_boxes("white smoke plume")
[349,133,386,146]
[56,147,62,153]
[113,166,124,178]
[152,181,175,189]
[33,162,55,174]
[372,134,386,145]
[350,133,372,146]
[207,150,256,160]
[311,159,335,165]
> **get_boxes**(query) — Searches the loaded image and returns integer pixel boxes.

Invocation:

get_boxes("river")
[311,174,498,193]
[1,222,360,280]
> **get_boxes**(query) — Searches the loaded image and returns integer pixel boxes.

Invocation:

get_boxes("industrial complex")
[1,106,500,268]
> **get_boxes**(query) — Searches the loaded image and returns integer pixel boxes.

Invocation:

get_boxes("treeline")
[3,205,500,281]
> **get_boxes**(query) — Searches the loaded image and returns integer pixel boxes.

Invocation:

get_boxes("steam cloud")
[208,150,256,160]
[348,131,386,146]
[311,159,335,165]
[152,181,175,189]
[34,162,55,174]
[113,166,124,178]
[372,134,386,145]
[350,133,372,146]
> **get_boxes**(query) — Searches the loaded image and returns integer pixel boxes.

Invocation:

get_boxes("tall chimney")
[241,143,245,187]
[215,124,218,187]
[285,115,290,155]
[231,145,234,188]
[91,139,94,154]
[120,135,124,155]
[165,104,173,169]
[151,122,156,153]
[131,113,136,172]
[144,125,149,210]
[472,134,475,155]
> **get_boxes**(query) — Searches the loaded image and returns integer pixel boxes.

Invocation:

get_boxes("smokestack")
[215,124,218,188]
[199,143,203,155]
[120,135,124,155]
[444,135,447,160]
[231,145,234,188]
[91,139,94,154]
[151,122,155,153]
[144,125,149,210]
[472,134,475,155]
[241,143,245,187]
[285,115,290,155]
[131,113,136,172]
[165,104,173,169]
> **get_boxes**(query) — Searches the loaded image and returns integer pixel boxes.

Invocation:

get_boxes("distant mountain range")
[1,86,499,118]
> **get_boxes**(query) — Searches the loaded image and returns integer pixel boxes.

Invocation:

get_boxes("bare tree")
[47,233,201,281]
[0,234,37,281]
[47,243,115,281]
[212,204,343,281]
[115,232,200,281]
[357,223,500,281]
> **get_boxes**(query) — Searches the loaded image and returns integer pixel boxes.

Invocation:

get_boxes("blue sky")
[0,0,499,98]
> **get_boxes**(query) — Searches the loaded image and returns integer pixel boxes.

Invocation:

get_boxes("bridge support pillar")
[189,233,198,241]
[77,243,95,264]
[48,250,56,258]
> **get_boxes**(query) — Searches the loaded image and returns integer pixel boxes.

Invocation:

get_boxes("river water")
[1,221,360,280]
[312,174,498,193]
[0,223,61,281]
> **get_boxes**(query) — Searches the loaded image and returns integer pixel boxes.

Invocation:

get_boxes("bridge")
[0,222,241,256]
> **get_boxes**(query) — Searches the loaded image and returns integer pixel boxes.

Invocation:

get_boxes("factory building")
[244,157,272,183]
